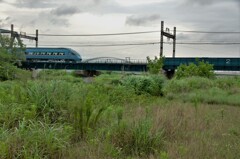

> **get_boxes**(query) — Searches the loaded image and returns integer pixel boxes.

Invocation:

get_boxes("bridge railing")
[83,59,147,64]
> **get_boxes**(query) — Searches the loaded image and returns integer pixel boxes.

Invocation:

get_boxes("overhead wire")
[176,30,240,34]
[28,30,240,37]
[28,31,160,36]
[24,29,240,48]
[25,41,240,47]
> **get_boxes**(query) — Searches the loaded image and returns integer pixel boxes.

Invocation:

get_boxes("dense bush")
[175,60,214,79]
[121,75,166,96]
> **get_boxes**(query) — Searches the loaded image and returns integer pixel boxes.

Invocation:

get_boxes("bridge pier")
[164,70,175,79]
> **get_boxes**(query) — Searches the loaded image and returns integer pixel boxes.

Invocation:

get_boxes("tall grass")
[26,80,74,123]
[1,72,240,158]
[0,120,73,158]
[164,76,240,106]
[108,118,164,157]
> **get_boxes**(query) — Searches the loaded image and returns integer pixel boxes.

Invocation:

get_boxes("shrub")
[121,75,165,96]
[175,60,214,79]
[147,56,164,74]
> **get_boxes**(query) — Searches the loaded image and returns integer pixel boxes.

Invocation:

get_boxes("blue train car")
[25,47,82,62]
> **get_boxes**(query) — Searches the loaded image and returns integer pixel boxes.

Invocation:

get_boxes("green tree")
[0,35,27,81]
[147,56,164,74]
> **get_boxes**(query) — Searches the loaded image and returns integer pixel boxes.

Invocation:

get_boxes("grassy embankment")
[0,70,239,159]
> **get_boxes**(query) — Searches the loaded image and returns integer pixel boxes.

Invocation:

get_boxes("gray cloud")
[5,17,10,21]
[0,0,8,4]
[36,12,69,27]
[13,0,55,8]
[0,17,11,28]
[126,14,161,26]
[11,0,114,9]
[186,0,217,6]
[51,5,80,16]
[185,0,240,6]
[177,33,191,41]
[93,0,106,5]
[7,0,124,16]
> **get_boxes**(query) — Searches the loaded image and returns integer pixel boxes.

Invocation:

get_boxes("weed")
[0,120,73,158]
[121,75,165,96]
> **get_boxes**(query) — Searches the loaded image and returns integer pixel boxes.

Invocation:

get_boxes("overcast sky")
[0,0,240,59]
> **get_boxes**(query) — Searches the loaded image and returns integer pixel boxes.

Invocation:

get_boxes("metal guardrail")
[82,58,147,64]
[83,59,147,64]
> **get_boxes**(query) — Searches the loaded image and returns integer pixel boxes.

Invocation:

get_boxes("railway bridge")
[20,57,240,77]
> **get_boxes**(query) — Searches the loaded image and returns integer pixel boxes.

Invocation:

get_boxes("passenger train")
[25,47,82,62]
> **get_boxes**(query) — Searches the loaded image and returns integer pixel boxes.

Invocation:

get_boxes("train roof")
[26,47,74,50]
[26,47,81,57]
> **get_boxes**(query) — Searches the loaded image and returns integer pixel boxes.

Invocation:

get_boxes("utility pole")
[36,29,38,47]
[173,27,176,57]
[160,21,164,57]
[10,24,14,48]
[160,21,177,57]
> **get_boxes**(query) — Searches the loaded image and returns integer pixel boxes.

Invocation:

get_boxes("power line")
[177,42,240,45]
[176,30,240,34]
[28,31,160,37]
[27,30,240,37]
[25,41,240,47]
[27,42,160,47]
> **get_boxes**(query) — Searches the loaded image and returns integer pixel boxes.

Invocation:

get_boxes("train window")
[59,52,64,55]
[41,52,46,55]
[47,52,52,55]
[28,52,33,55]
[53,53,58,55]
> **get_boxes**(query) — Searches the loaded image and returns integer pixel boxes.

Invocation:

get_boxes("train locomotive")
[25,47,82,62]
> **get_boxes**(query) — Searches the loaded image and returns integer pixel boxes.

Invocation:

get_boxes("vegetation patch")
[164,76,240,106]
[121,75,166,96]
[175,60,214,79]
